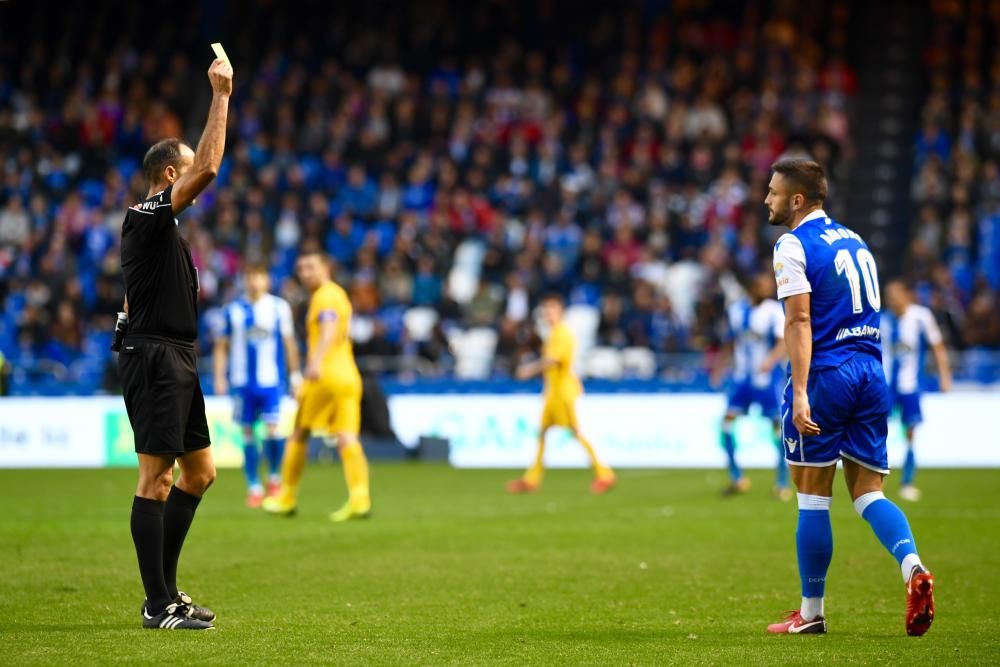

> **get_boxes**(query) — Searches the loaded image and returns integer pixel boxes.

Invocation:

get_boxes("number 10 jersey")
[772,209,883,370]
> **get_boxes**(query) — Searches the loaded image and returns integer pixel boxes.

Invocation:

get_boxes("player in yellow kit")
[507,294,616,494]
[262,251,372,522]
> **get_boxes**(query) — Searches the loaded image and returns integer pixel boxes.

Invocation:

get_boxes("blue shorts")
[892,392,923,427]
[781,353,891,474]
[233,386,282,427]
[727,380,781,419]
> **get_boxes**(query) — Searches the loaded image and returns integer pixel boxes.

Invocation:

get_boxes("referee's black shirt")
[120,185,199,343]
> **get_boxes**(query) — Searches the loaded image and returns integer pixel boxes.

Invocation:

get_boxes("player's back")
[774,213,882,369]
[307,281,360,384]
[774,211,892,472]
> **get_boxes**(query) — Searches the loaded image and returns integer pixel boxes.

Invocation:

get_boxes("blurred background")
[0,0,997,402]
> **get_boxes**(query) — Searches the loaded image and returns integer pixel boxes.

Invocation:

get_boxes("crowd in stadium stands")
[909,0,1000,356]
[0,1,994,394]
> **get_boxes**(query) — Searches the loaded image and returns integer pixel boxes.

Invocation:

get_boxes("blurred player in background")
[883,280,952,502]
[714,272,790,499]
[508,294,616,495]
[263,251,372,522]
[213,264,301,508]
[766,159,934,637]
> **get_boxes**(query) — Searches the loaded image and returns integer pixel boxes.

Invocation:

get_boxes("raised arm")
[172,59,233,214]
[784,292,820,436]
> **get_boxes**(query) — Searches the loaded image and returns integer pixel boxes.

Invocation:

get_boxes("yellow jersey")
[307,281,361,386]
[543,321,582,398]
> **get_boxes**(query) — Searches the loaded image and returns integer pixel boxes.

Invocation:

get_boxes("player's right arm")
[516,326,567,380]
[212,308,230,395]
[278,300,303,394]
[171,59,233,214]
[784,293,820,436]
[709,341,732,389]
[759,304,787,374]
[212,335,229,395]
[774,235,819,436]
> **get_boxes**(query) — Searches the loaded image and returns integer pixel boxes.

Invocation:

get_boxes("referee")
[119,56,232,630]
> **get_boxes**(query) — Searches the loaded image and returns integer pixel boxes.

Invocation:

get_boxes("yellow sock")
[578,434,613,479]
[340,441,370,508]
[523,438,546,486]
[280,437,307,500]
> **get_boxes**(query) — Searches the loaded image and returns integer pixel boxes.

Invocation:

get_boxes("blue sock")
[264,438,284,478]
[775,436,789,488]
[243,440,261,490]
[902,446,916,486]
[796,494,834,608]
[721,425,741,482]
[855,492,920,574]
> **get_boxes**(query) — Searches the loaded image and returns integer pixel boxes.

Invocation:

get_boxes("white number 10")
[835,248,880,313]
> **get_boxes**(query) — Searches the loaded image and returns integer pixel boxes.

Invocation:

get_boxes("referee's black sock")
[130,496,172,615]
[162,485,202,598]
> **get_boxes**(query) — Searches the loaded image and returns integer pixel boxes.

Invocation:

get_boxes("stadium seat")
[564,304,599,348]
[447,240,485,304]
[447,268,479,304]
[621,347,658,379]
[403,307,439,343]
[451,327,498,379]
[350,316,375,344]
[584,347,624,380]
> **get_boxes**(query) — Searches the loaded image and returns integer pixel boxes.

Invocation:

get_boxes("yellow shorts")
[295,378,362,435]
[541,393,579,430]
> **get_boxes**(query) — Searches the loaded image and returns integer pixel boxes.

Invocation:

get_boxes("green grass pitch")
[1,465,997,665]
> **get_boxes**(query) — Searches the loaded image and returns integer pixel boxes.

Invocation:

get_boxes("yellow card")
[210,42,230,65]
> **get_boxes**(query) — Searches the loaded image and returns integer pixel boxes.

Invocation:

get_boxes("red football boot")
[767,610,827,634]
[590,475,616,495]
[906,568,935,636]
[505,478,539,494]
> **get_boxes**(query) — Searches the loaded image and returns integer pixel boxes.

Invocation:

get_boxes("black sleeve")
[127,185,176,243]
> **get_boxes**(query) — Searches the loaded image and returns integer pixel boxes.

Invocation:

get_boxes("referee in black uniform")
[119,56,232,630]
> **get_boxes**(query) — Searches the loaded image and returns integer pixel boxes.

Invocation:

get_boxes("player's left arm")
[923,310,952,392]
[305,316,336,381]
[784,293,820,436]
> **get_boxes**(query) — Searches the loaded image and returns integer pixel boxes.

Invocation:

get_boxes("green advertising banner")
[103,399,297,468]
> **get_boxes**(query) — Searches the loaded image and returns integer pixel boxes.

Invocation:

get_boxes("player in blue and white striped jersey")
[213,264,301,507]
[715,272,790,499]
[882,280,952,502]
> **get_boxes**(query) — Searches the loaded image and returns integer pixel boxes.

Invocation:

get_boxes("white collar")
[800,208,829,225]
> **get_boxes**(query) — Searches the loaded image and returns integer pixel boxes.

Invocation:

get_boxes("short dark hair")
[297,248,332,266]
[771,158,828,204]
[142,138,183,185]
[244,262,269,276]
[540,292,565,307]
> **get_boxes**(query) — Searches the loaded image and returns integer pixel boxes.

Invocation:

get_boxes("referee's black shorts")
[118,336,211,457]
